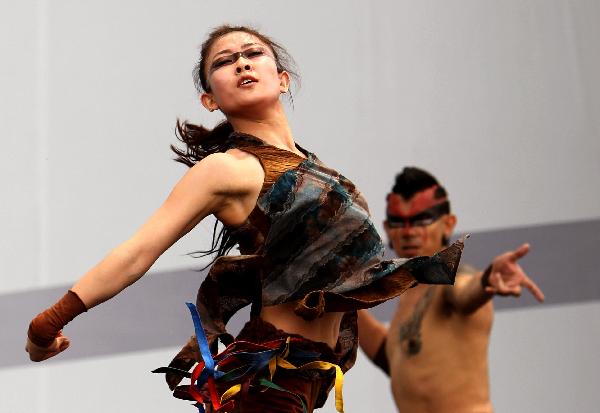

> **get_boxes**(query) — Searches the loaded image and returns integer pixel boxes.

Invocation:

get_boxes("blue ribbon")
[186,302,215,374]
[185,302,218,413]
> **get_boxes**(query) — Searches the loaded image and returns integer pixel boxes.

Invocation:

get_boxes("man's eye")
[412,218,435,227]
[389,221,406,228]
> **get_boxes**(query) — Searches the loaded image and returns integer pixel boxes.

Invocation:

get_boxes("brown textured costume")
[165,132,464,412]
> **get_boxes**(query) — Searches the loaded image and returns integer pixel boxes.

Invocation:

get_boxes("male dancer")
[358,167,544,413]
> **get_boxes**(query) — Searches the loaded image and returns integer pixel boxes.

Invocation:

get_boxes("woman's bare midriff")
[260,301,344,349]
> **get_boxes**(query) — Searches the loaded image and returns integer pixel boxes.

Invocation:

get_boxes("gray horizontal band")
[372,218,600,319]
[2,218,598,369]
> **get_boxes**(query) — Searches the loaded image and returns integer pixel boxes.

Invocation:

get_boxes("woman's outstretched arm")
[26,151,263,361]
[71,154,231,308]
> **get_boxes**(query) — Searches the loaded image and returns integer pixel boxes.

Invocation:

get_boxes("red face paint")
[385,186,450,258]
[386,186,447,218]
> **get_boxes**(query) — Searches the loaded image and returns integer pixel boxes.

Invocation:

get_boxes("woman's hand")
[26,331,70,362]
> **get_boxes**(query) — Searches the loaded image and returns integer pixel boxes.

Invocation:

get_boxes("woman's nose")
[236,63,252,73]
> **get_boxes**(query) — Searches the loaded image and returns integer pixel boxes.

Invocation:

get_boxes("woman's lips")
[238,75,258,87]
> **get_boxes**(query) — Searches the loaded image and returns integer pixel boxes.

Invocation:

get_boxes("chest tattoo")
[399,287,435,356]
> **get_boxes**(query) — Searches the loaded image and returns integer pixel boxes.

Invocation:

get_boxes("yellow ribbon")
[275,357,344,413]
[220,383,241,403]
[217,338,345,413]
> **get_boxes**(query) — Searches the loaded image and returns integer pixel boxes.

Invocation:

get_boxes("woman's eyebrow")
[213,43,259,58]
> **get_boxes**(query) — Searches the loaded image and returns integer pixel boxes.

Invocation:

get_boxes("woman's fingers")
[56,336,71,352]
[26,336,70,362]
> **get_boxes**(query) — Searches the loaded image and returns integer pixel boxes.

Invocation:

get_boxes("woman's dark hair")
[171,25,299,168]
[172,25,299,264]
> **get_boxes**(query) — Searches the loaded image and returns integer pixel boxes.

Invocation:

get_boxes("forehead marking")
[387,186,446,217]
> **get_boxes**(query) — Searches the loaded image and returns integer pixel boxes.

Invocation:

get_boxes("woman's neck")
[228,105,296,153]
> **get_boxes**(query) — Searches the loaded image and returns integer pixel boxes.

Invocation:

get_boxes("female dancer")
[26,25,463,413]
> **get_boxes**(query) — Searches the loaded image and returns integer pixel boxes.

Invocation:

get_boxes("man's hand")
[26,331,70,362]
[485,243,545,302]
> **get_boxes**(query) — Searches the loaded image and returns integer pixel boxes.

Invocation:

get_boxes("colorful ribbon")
[155,303,345,413]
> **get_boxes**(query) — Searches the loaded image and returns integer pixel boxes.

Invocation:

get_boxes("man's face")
[384,187,456,258]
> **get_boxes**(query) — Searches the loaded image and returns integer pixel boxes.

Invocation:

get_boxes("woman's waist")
[255,302,344,350]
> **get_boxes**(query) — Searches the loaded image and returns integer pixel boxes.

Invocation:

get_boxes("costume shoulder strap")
[227,132,306,195]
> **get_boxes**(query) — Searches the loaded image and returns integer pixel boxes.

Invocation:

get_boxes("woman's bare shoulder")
[186,150,264,195]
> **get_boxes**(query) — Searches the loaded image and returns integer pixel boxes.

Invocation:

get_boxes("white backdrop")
[1,0,599,412]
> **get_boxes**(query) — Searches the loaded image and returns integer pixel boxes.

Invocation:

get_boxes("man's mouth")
[399,246,421,257]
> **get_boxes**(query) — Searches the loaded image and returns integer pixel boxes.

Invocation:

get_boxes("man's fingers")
[484,286,497,295]
[510,243,530,262]
[492,271,507,290]
[496,286,521,297]
[523,276,545,302]
[491,271,523,296]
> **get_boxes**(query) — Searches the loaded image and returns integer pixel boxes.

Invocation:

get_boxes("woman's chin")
[224,95,282,116]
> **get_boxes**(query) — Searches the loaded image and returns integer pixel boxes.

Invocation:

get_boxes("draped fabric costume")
[161,132,464,412]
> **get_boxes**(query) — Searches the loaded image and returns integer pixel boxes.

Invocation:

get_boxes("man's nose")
[401,224,418,237]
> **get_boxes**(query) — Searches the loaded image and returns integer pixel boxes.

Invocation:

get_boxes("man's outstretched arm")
[444,243,545,314]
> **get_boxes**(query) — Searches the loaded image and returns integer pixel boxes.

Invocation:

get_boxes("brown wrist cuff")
[27,290,87,347]
[373,336,390,376]
[480,265,492,290]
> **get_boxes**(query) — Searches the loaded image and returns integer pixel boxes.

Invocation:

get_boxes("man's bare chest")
[389,286,437,357]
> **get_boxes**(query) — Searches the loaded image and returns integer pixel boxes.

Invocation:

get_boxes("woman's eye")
[246,49,265,58]
[212,58,233,69]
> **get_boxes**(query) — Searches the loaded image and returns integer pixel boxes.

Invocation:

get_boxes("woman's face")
[201,31,289,116]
